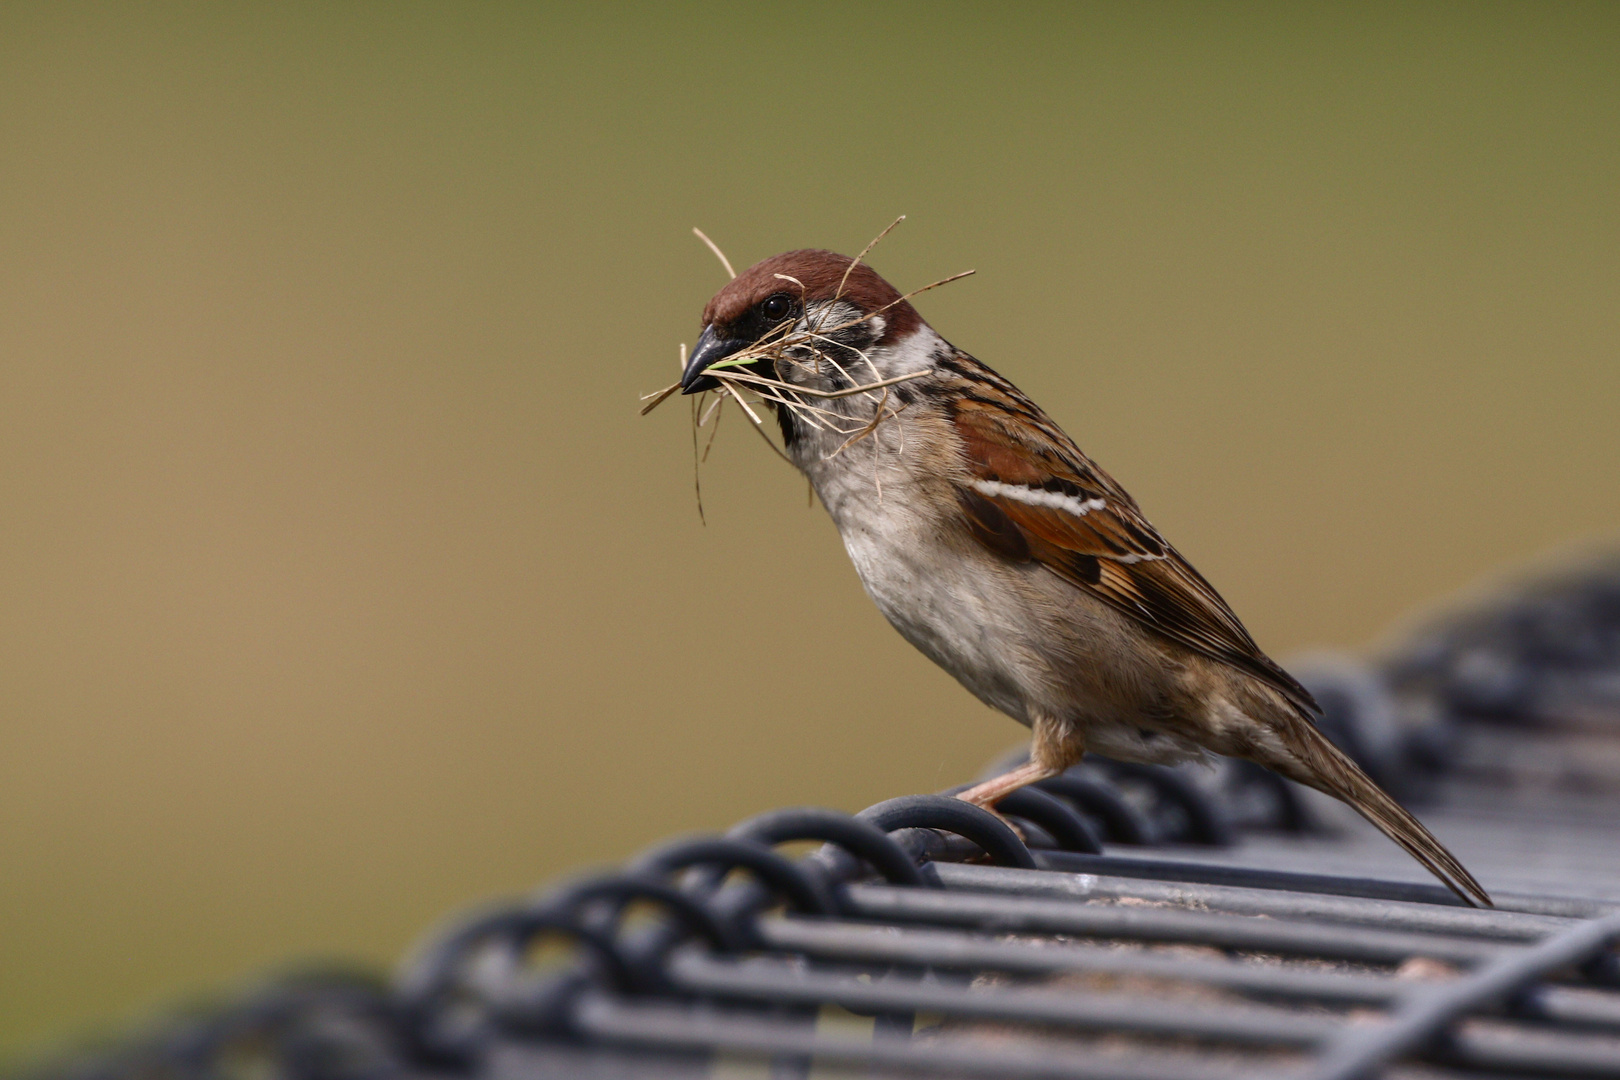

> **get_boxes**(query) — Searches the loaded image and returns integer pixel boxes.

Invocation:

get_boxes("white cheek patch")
[802,300,863,335]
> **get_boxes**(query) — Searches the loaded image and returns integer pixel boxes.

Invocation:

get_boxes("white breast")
[808,452,1039,727]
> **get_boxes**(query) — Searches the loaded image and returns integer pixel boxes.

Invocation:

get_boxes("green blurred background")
[1,0,1616,1058]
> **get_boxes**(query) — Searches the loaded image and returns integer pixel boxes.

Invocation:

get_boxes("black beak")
[681,324,751,394]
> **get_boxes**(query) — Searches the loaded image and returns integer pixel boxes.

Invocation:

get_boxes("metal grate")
[21,553,1620,1080]
[29,780,1620,1080]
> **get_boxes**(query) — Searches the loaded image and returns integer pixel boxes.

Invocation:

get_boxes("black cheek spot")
[776,404,799,447]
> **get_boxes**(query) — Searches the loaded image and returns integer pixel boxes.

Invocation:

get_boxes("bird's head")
[680,249,925,397]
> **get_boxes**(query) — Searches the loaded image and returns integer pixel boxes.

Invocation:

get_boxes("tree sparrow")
[674,248,1490,907]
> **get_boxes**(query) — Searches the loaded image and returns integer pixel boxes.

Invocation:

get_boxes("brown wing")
[949,380,1319,718]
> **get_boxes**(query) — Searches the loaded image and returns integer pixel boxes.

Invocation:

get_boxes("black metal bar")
[570,991,1288,1080]
[1034,850,1471,906]
[1309,911,1620,1079]
[935,863,1568,940]
[1447,1022,1620,1077]
[1521,984,1620,1028]
[752,918,1409,1005]
[842,884,1506,965]
[665,951,1344,1046]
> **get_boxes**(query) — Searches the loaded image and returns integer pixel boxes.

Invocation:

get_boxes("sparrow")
[675,247,1491,907]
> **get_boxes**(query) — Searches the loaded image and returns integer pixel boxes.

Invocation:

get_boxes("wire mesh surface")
[20,552,1620,1080]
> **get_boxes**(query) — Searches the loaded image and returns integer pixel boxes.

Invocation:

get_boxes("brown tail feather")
[1265,720,1492,908]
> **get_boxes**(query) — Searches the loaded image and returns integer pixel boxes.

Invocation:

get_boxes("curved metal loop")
[628,834,839,916]
[477,903,637,1040]
[1224,758,1315,833]
[1093,760,1233,846]
[463,873,751,1020]
[167,974,404,1080]
[995,786,1104,854]
[1035,772,1155,844]
[541,873,744,956]
[726,806,930,888]
[396,904,528,1016]
[1291,653,1412,797]
[857,794,1037,869]
[394,902,625,1062]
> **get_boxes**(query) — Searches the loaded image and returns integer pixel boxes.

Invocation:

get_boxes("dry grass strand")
[645,225,977,513]
[834,214,906,305]
[692,227,736,280]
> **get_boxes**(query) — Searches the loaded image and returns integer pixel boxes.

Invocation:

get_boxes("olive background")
[1,1,1617,1057]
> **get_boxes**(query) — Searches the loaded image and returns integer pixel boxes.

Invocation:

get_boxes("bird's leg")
[955,717,1084,809]
[953,759,1052,808]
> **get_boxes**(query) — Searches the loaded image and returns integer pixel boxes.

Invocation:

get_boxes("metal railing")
[22,550,1620,1080]
[32,776,1620,1080]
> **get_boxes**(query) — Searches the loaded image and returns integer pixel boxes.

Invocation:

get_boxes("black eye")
[760,294,793,322]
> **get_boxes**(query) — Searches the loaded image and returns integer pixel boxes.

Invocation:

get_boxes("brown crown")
[701,249,922,344]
